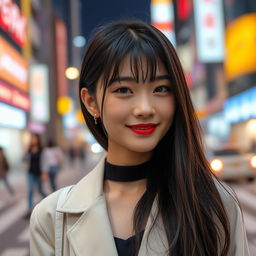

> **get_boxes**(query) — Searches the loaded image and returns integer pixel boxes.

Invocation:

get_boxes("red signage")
[0,81,30,111]
[0,0,27,46]
[55,19,68,97]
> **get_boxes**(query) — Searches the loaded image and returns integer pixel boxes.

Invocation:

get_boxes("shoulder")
[213,178,246,234]
[30,188,63,228]
[214,178,239,212]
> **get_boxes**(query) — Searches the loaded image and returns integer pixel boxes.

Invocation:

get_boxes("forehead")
[117,55,168,78]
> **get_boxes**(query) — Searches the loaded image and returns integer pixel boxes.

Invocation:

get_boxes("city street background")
[0,0,256,255]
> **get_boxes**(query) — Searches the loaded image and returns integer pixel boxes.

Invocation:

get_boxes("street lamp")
[65,66,79,80]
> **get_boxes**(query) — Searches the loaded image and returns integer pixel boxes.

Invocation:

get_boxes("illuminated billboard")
[0,102,26,129]
[151,0,176,46]
[0,0,27,46]
[0,81,30,111]
[29,64,50,123]
[193,0,225,63]
[0,37,28,92]
[225,13,256,82]
[224,87,256,124]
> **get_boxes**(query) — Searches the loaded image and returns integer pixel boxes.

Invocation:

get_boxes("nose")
[133,95,155,118]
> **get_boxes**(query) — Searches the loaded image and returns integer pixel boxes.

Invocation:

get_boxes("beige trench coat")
[30,157,250,256]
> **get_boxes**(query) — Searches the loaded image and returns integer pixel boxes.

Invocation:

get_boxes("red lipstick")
[127,123,158,135]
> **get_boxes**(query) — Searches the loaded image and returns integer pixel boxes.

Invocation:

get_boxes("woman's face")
[31,135,39,146]
[94,56,175,163]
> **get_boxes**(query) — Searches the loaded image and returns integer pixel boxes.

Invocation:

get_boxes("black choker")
[104,159,153,182]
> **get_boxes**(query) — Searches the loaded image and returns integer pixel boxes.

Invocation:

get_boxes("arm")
[227,196,250,256]
[214,180,250,255]
[56,147,64,167]
[30,193,57,255]
[40,149,49,173]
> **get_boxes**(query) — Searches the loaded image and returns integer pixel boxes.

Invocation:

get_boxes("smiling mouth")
[126,123,158,135]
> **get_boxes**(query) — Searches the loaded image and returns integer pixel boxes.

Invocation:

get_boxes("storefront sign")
[55,19,68,97]
[224,87,256,124]
[0,102,26,129]
[0,36,28,92]
[28,120,45,134]
[0,81,30,111]
[151,0,176,46]
[29,64,50,123]
[193,0,225,62]
[0,0,27,46]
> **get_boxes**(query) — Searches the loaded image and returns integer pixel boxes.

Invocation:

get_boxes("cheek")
[158,97,175,120]
[102,98,129,125]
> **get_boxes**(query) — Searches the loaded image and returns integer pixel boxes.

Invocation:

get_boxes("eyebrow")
[109,75,171,86]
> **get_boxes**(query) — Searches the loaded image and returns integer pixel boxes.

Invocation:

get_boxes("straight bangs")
[100,33,168,90]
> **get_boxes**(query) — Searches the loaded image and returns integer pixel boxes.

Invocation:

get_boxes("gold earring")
[94,114,98,125]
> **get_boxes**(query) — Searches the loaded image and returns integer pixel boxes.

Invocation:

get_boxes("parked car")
[209,149,256,181]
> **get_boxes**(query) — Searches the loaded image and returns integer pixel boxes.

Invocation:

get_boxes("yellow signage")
[57,96,73,115]
[225,13,256,82]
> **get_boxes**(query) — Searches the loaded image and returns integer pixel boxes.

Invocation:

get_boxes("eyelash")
[113,85,171,94]
[154,86,171,93]
[113,87,132,94]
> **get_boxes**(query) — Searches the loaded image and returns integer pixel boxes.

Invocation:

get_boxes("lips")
[126,123,158,135]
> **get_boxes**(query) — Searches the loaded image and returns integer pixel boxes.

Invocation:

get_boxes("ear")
[80,88,100,118]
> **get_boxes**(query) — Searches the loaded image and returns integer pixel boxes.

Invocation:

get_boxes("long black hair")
[79,20,230,255]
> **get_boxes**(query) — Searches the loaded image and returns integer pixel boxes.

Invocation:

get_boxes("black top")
[28,150,42,176]
[114,231,144,256]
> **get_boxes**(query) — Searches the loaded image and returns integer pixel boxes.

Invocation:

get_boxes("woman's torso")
[28,149,42,175]
[29,158,250,256]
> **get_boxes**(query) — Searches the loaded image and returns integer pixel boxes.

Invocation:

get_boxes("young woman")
[0,147,15,195]
[30,20,249,256]
[25,133,47,216]
[41,139,64,192]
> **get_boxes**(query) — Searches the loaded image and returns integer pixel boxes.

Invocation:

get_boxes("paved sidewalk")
[0,152,103,256]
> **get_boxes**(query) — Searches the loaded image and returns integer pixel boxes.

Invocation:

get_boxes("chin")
[128,142,158,153]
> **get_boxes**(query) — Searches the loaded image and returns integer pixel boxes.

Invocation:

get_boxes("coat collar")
[57,156,106,213]
[57,156,168,256]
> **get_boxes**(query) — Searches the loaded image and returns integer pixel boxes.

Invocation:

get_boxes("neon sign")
[0,0,27,46]
[0,81,30,111]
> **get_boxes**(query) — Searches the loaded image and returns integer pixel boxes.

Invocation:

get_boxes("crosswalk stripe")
[1,248,28,256]
[18,226,29,242]
[243,210,256,234]
[0,199,27,234]
[249,242,256,256]
[234,189,256,212]
[0,201,5,211]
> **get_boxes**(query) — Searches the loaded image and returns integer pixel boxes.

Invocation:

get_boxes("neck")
[104,178,147,197]
[107,145,153,166]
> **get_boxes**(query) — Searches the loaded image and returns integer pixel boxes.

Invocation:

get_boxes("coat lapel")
[67,196,118,256]
[138,198,169,256]
[57,157,118,256]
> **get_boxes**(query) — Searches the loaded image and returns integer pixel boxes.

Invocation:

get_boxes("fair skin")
[81,56,175,239]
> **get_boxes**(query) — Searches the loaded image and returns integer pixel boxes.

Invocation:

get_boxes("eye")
[113,87,133,94]
[154,85,171,93]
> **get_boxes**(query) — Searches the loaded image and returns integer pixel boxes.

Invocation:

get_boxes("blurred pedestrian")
[250,139,256,153]
[30,20,249,255]
[0,147,15,195]
[68,145,76,164]
[41,139,64,192]
[24,134,46,217]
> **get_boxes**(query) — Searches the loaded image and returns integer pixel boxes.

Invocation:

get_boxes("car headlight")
[210,159,223,172]
[250,155,256,168]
